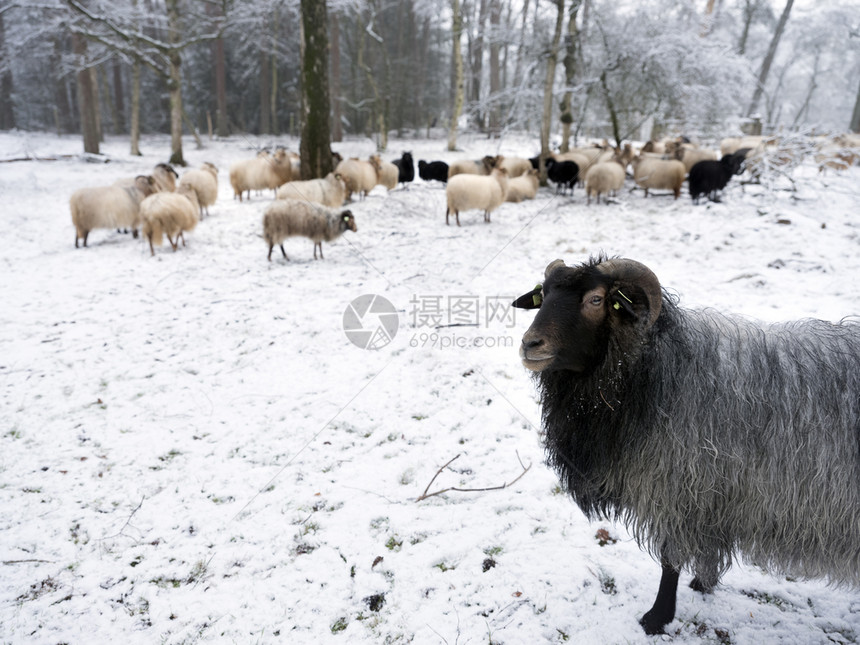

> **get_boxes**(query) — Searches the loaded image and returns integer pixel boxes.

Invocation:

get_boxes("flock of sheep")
[68,132,858,258]
[63,133,860,636]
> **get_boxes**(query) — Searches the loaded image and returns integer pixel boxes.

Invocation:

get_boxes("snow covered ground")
[1,130,859,644]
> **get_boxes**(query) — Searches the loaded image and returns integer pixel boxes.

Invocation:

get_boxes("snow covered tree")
[66,0,224,164]
[746,0,794,119]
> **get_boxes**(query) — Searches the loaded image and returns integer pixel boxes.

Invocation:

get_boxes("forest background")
[1,0,858,166]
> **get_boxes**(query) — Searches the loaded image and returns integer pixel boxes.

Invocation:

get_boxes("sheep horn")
[596,258,662,327]
[544,258,566,279]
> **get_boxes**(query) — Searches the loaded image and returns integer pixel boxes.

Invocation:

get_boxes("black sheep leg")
[639,557,680,635]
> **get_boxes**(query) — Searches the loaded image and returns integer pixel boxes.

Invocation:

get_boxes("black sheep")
[392,151,414,186]
[513,256,860,635]
[418,160,449,184]
[688,154,743,204]
[545,158,579,196]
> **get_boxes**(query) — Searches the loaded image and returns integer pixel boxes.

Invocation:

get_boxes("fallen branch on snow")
[415,452,531,502]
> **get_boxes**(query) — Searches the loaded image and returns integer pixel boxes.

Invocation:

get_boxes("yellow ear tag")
[532,284,542,307]
[613,302,621,310]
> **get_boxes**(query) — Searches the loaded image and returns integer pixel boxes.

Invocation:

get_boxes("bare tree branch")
[415,453,532,502]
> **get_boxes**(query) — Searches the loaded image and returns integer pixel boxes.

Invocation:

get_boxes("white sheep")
[262,199,357,261]
[567,146,611,174]
[585,161,626,205]
[497,156,533,178]
[447,155,498,179]
[631,155,686,199]
[152,163,178,192]
[178,162,218,218]
[370,155,399,191]
[140,184,200,256]
[679,147,718,174]
[229,148,292,202]
[113,163,176,194]
[287,151,301,178]
[70,174,158,248]
[505,169,539,203]
[276,173,347,208]
[334,158,378,201]
[445,167,509,226]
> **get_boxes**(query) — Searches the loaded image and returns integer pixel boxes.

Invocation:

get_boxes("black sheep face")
[518,265,614,374]
[341,211,357,233]
[515,260,658,374]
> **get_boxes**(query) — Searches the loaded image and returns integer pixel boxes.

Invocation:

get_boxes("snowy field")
[1,129,859,644]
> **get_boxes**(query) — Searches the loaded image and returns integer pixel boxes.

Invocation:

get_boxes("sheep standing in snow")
[544,158,579,195]
[584,160,625,205]
[497,156,533,178]
[392,152,415,186]
[550,151,589,186]
[513,256,860,635]
[152,163,179,192]
[418,160,450,183]
[370,155,400,191]
[689,154,744,204]
[114,163,177,195]
[70,175,158,248]
[334,158,378,201]
[447,155,498,179]
[631,155,686,199]
[229,148,292,202]
[262,199,357,261]
[505,169,539,203]
[276,173,347,208]
[178,162,218,218]
[140,184,200,256]
[445,167,509,225]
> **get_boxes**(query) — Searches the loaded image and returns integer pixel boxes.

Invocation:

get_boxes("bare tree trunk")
[538,0,565,184]
[851,77,860,133]
[512,0,530,89]
[737,0,756,55]
[791,51,820,128]
[112,60,126,133]
[559,0,582,152]
[356,3,389,151]
[130,59,141,155]
[166,0,185,165]
[746,0,794,118]
[299,0,333,179]
[0,13,14,130]
[416,15,431,133]
[90,66,102,142]
[330,9,342,142]
[73,34,99,154]
[448,0,464,151]
[487,0,501,137]
[600,70,621,147]
[52,37,73,134]
[469,0,488,130]
[260,48,271,135]
[101,66,121,135]
[271,8,279,136]
[213,36,228,137]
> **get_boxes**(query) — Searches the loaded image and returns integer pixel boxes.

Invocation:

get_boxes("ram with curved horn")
[513,255,860,635]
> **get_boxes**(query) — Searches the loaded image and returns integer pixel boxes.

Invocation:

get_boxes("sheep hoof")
[639,611,669,635]
[689,577,715,594]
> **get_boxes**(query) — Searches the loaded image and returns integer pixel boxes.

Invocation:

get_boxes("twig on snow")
[415,452,531,502]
